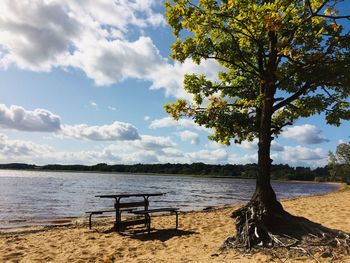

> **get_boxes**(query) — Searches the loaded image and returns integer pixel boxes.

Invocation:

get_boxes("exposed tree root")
[221,201,350,261]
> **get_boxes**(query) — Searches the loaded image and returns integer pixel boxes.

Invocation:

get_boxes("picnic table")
[87,192,179,233]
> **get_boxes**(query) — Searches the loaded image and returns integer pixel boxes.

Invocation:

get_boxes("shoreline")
[0,186,349,262]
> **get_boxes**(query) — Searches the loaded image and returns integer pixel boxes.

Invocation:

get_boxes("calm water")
[0,170,339,228]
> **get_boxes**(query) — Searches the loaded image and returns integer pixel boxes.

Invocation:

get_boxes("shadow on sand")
[101,227,197,242]
[126,229,197,242]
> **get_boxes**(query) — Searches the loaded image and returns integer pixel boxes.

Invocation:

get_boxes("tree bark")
[250,85,283,213]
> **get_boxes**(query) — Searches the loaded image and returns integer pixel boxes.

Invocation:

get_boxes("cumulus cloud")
[0,0,221,99]
[0,133,52,158]
[0,104,61,132]
[0,131,329,167]
[281,124,329,144]
[271,145,327,167]
[149,117,209,132]
[271,141,284,152]
[132,135,176,150]
[0,1,81,71]
[0,104,143,142]
[61,121,140,141]
[176,130,200,145]
[186,149,228,164]
[228,152,258,164]
[205,141,227,150]
[236,139,283,152]
[281,146,326,161]
[237,139,258,150]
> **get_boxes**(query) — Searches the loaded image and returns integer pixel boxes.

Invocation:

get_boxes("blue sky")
[0,0,349,167]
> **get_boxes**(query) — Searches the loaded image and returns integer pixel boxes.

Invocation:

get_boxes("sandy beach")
[1,186,349,263]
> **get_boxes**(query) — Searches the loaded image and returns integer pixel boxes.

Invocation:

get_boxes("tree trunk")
[229,89,286,248]
[250,92,283,213]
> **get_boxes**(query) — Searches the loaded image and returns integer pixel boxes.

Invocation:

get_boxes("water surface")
[0,170,339,228]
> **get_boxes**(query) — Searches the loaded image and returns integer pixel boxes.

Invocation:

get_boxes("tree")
[328,142,350,182]
[165,0,350,253]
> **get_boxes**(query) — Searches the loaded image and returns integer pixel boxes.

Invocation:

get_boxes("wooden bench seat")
[86,208,134,229]
[133,208,179,233]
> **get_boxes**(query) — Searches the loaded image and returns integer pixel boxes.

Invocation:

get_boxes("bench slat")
[85,209,115,214]
[117,201,147,208]
[133,208,179,214]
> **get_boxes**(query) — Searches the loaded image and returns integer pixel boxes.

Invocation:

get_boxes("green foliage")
[165,0,350,145]
[328,142,350,183]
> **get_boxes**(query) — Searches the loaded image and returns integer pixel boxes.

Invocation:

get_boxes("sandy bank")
[1,187,349,263]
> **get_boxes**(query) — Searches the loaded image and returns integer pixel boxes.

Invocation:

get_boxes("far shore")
[0,167,340,183]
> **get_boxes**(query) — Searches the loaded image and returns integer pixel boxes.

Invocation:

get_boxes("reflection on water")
[0,170,339,228]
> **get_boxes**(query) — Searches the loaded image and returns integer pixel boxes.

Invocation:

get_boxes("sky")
[0,0,349,168]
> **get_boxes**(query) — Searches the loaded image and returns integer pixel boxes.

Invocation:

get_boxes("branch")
[206,28,260,75]
[271,121,293,134]
[272,83,310,112]
[306,0,350,19]
[314,14,350,19]
[306,0,329,16]
[194,52,260,77]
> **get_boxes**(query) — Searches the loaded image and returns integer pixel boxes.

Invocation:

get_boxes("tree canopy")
[165,0,350,145]
[164,0,350,254]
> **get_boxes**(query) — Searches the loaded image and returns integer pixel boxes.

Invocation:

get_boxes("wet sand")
[0,186,349,263]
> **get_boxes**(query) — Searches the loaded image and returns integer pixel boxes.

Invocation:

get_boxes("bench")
[86,201,148,230]
[88,193,179,233]
[86,209,115,229]
[132,208,179,233]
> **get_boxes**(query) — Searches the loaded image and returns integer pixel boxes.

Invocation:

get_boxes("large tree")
[165,0,350,252]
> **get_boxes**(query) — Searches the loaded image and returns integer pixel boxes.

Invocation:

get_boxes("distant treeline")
[0,162,332,181]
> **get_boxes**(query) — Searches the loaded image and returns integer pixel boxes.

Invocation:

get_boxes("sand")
[1,186,350,263]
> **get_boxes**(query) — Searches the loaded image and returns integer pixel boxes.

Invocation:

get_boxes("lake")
[0,170,339,228]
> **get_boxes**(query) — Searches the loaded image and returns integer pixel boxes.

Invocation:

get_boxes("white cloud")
[132,135,176,150]
[228,152,258,164]
[90,101,98,109]
[271,141,284,152]
[0,131,329,167]
[148,59,221,98]
[0,1,81,71]
[236,139,284,152]
[237,139,258,150]
[0,0,221,99]
[185,149,228,164]
[61,121,140,141]
[144,116,150,121]
[281,124,329,144]
[108,106,116,111]
[271,145,327,167]
[176,130,200,145]
[0,104,61,132]
[281,146,326,161]
[205,141,227,150]
[149,117,209,132]
[0,133,52,158]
